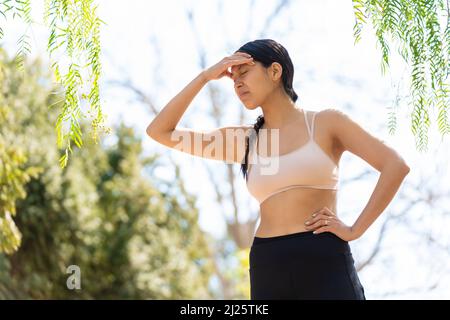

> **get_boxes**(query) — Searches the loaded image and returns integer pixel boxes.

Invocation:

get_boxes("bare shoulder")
[314,108,355,154]
[315,107,354,133]
[315,107,410,172]
[316,107,348,122]
[312,108,343,132]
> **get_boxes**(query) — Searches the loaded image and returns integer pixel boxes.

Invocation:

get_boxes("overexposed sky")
[3,0,449,299]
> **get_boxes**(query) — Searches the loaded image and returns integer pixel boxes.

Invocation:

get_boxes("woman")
[146,39,410,300]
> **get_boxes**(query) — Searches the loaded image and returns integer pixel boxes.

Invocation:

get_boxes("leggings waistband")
[252,230,316,245]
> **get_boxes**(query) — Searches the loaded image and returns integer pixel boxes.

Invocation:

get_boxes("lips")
[238,91,250,98]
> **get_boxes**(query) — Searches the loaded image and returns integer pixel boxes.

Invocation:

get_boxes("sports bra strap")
[310,112,317,139]
[303,110,317,140]
[303,110,311,137]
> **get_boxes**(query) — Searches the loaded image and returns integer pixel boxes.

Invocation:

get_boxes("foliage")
[352,0,450,151]
[0,48,215,298]
[1,0,108,168]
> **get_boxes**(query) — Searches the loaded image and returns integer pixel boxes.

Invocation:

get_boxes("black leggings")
[249,230,366,300]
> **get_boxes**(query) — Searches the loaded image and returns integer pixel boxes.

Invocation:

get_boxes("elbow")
[146,125,153,137]
[402,162,411,176]
[382,157,410,176]
[146,124,157,140]
[145,125,152,137]
[396,158,410,176]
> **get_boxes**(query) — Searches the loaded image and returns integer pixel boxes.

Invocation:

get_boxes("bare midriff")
[255,187,338,238]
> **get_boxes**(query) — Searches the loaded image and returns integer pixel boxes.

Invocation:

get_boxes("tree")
[352,0,450,150]
[1,0,107,167]
[0,49,215,298]
[0,0,448,168]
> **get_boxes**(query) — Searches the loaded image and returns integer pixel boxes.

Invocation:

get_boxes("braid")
[285,86,298,103]
[241,115,265,181]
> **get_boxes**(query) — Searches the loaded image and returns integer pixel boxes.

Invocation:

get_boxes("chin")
[240,98,257,110]
[242,102,256,110]
[246,101,259,110]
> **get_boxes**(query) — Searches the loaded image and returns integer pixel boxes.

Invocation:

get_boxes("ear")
[270,62,283,81]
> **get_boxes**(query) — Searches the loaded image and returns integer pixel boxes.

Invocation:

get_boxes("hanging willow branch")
[45,0,109,167]
[1,0,448,163]
[1,0,108,168]
[352,0,450,151]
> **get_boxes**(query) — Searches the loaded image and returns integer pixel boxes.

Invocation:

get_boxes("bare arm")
[146,52,255,163]
[305,109,411,240]
[330,108,410,238]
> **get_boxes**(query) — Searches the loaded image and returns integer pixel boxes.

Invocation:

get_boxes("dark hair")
[237,39,299,181]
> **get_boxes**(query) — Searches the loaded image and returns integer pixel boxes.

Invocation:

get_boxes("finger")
[229,54,251,62]
[311,209,323,218]
[311,208,334,220]
[305,217,332,230]
[313,226,331,235]
[234,51,252,58]
[225,54,251,64]
[305,212,329,225]
[322,207,336,216]
[228,58,254,69]
[234,57,254,63]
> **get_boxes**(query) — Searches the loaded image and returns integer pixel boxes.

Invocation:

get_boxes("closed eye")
[232,70,247,81]
[237,71,247,77]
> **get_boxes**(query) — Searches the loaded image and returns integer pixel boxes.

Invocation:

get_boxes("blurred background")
[0,0,449,299]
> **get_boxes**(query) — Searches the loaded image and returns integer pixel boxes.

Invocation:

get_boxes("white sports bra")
[246,110,339,204]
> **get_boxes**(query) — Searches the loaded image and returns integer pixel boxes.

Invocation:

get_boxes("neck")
[259,92,303,129]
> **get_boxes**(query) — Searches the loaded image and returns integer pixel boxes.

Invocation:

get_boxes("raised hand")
[202,52,255,81]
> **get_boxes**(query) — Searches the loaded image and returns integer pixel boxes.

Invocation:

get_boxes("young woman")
[146,39,410,300]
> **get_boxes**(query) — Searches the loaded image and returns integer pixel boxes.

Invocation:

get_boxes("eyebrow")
[231,65,247,77]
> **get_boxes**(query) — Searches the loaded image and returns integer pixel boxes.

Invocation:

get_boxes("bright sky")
[3,0,450,299]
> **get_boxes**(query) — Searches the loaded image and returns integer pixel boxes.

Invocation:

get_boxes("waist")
[252,230,348,249]
[249,231,351,269]
[260,187,337,210]
[256,189,337,236]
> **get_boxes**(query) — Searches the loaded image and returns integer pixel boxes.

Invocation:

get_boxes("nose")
[234,80,244,90]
